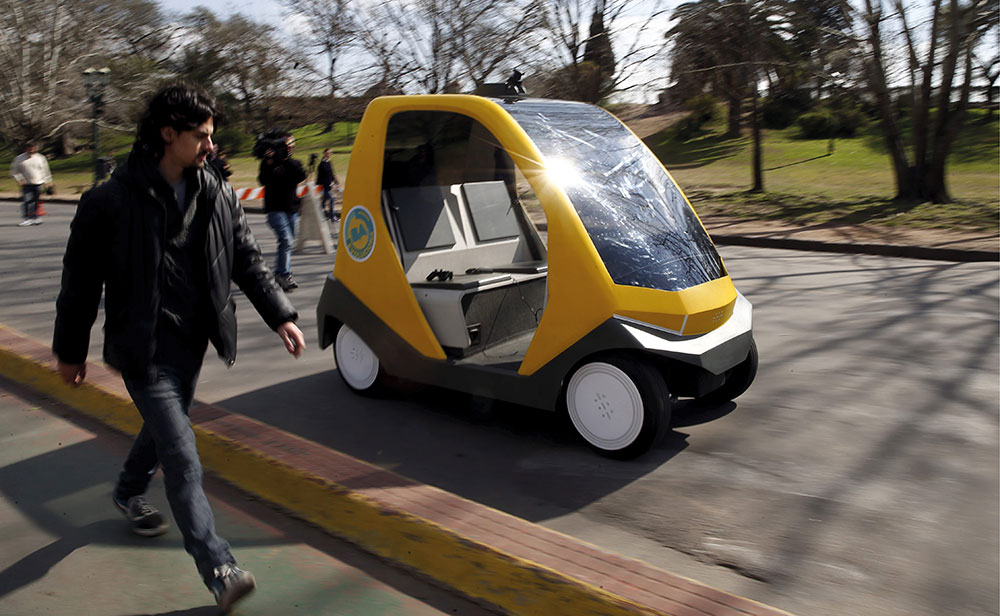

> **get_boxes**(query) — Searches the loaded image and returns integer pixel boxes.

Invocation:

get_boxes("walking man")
[257,129,306,292]
[316,148,339,220]
[10,140,52,226]
[52,84,306,613]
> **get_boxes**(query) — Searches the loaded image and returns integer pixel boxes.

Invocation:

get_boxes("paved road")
[3,201,998,616]
[0,375,498,615]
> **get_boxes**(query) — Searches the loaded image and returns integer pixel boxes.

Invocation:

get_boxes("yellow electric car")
[316,92,757,458]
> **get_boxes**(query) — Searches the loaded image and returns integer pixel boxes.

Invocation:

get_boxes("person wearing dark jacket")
[52,84,306,613]
[257,131,306,291]
[316,148,339,220]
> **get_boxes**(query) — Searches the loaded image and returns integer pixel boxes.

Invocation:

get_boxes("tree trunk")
[861,0,917,201]
[324,94,336,134]
[919,165,949,203]
[911,0,943,187]
[328,52,337,98]
[726,95,741,138]
[750,85,763,192]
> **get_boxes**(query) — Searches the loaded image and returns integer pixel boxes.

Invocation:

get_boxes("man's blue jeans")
[266,211,298,277]
[320,185,334,219]
[118,360,233,585]
[21,184,40,219]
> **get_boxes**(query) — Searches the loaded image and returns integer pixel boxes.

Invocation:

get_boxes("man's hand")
[277,322,306,358]
[57,360,87,387]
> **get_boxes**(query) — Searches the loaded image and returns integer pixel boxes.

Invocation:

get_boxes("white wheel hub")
[566,362,644,451]
[335,325,380,390]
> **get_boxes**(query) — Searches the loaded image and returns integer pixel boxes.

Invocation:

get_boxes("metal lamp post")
[82,67,111,186]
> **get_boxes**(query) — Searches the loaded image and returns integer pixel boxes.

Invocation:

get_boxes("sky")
[156,0,676,103]
[160,0,284,22]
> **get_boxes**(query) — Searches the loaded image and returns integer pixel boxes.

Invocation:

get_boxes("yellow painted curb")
[0,340,667,616]
[0,345,142,436]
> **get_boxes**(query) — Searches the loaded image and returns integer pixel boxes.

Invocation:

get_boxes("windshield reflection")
[504,100,726,292]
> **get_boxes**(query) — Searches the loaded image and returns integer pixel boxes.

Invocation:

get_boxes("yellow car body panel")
[333,94,739,375]
[334,98,445,359]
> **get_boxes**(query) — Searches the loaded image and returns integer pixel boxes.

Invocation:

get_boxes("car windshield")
[503,99,726,292]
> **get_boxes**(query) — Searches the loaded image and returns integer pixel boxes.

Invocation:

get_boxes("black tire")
[564,355,671,459]
[699,338,758,405]
[333,324,387,394]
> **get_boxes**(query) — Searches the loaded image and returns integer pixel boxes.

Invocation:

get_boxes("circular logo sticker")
[343,205,376,262]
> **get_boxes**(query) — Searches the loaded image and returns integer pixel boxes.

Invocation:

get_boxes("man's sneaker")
[278,274,298,291]
[112,495,169,537]
[31,217,43,225]
[18,219,33,227]
[209,563,256,613]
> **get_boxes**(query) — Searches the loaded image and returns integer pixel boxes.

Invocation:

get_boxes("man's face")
[161,118,214,170]
[26,144,38,155]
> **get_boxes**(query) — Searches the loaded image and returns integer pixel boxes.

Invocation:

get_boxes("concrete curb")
[709,234,999,263]
[0,325,794,616]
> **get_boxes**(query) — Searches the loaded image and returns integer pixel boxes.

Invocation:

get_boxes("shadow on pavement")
[217,370,707,523]
[0,379,499,616]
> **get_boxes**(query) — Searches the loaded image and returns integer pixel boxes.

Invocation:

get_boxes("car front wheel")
[565,356,671,458]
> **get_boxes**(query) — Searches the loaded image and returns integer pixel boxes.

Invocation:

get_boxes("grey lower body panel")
[316,276,755,410]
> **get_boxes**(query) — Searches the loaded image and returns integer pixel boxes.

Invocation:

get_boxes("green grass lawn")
[3,114,996,233]
[1,122,359,195]
[647,113,998,231]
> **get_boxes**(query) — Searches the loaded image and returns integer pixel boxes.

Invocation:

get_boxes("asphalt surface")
[0,375,498,616]
[2,200,998,616]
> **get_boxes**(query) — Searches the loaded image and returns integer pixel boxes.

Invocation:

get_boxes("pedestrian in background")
[316,148,339,220]
[52,84,306,613]
[257,129,306,292]
[209,144,232,180]
[95,150,117,185]
[10,140,52,226]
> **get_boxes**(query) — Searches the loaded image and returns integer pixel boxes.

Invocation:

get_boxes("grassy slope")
[647,113,998,231]
[2,114,996,232]
[0,122,359,195]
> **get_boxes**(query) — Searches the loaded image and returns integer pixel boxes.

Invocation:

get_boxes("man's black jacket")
[316,159,336,187]
[53,150,298,376]
[258,155,306,214]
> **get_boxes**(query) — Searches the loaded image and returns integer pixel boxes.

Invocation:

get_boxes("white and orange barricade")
[233,185,322,201]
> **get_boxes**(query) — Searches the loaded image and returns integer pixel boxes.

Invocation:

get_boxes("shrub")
[671,94,718,140]
[834,107,867,136]
[685,94,718,123]
[762,89,813,129]
[672,114,705,140]
[797,107,867,138]
[213,127,253,156]
[797,110,837,138]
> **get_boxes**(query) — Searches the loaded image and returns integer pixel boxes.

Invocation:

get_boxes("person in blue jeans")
[53,85,306,613]
[257,129,307,292]
[316,148,339,220]
[10,140,52,226]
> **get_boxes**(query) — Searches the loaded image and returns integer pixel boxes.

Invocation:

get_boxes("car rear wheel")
[334,324,384,392]
[565,356,671,458]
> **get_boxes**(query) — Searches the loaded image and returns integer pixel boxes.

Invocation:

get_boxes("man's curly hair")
[135,84,224,159]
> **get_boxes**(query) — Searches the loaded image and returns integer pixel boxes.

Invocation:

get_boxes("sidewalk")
[7,192,997,262]
[0,326,795,616]
[0,376,498,616]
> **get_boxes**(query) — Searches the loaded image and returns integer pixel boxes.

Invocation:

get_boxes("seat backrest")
[461,181,521,243]
[388,185,457,252]
[383,182,538,284]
